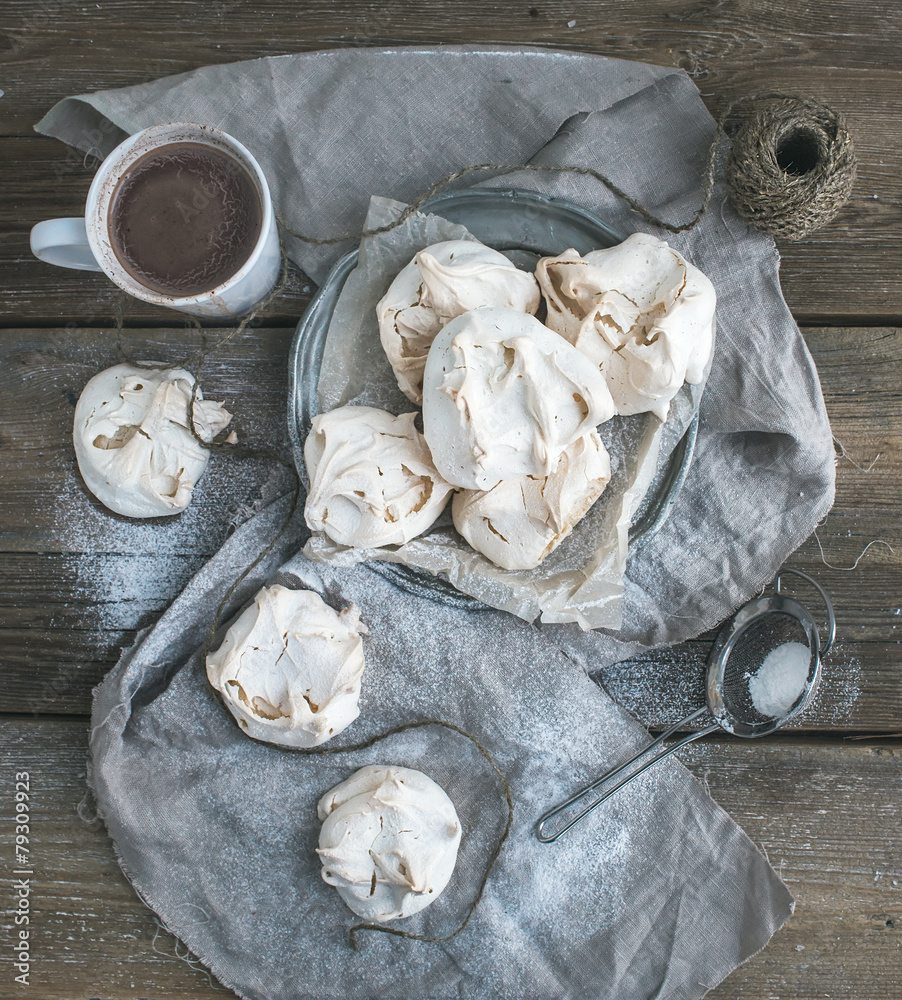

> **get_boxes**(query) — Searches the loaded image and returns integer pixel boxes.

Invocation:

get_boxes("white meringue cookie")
[377,239,541,404]
[536,233,716,420]
[206,585,366,748]
[317,765,462,921]
[304,406,453,549]
[73,363,231,518]
[422,307,615,491]
[452,429,611,570]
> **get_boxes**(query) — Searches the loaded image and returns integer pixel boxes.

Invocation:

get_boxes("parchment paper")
[304,196,705,630]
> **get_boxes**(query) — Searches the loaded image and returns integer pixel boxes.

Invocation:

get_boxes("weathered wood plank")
[0,553,895,640]
[0,552,898,729]
[0,719,898,998]
[1,0,901,134]
[4,66,900,325]
[0,606,895,732]
[1,326,898,541]
[0,325,296,553]
[0,325,898,726]
[681,736,902,999]
[2,0,901,324]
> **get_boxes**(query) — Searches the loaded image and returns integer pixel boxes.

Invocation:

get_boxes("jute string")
[106,90,855,947]
[723,94,857,241]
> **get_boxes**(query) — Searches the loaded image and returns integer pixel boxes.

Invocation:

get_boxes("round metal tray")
[288,188,698,608]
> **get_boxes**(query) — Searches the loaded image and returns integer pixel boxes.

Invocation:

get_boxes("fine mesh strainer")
[536,568,835,843]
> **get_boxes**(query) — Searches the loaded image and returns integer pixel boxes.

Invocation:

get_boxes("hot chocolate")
[108,141,263,297]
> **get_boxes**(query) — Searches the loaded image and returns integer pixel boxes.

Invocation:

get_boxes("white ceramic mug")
[30,123,281,318]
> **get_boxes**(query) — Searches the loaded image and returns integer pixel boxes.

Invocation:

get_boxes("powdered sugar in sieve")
[537,568,835,843]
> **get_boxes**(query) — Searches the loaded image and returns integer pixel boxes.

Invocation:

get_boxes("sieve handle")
[536,708,719,843]
[773,567,836,656]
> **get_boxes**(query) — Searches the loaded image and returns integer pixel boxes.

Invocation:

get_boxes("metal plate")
[288,188,699,608]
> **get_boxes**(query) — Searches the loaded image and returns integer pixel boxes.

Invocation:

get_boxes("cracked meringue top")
[205,584,367,748]
[421,306,615,491]
[536,233,716,420]
[317,765,462,922]
[376,239,541,405]
[304,405,453,549]
[452,428,611,571]
[73,363,231,518]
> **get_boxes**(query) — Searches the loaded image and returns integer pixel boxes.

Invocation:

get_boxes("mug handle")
[30,218,103,271]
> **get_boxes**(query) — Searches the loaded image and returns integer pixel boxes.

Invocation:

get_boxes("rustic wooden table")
[1,2,900,998]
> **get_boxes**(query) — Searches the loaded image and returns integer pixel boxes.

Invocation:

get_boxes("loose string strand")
[275,92,854,249]
[270,718,515,950]
[278,150,721,248]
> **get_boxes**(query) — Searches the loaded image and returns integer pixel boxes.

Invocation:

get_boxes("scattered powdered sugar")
[595,631,866,732]
[805,643,862,727]
[593,645,708,728]
[51,444,293,635]
[59,550,206,632]
[52,446,281,556]
[83,474,792,1000]
[748,642,811,717]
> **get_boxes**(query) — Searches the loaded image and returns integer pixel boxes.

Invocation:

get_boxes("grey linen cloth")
[37,46,835,998]
[36,45,835,653]
[89,496,792,1000]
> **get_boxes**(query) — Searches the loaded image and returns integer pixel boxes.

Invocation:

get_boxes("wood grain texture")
[4,88,901,325]
[3,128,898,325]
[0,325,295,553]
[1,326,898,543]
[1,0,901,135]
[0,557,895,728]
[0,325,899,727]
[2,2,901,324]
[0,719,898,999]
[1,6,900,1000]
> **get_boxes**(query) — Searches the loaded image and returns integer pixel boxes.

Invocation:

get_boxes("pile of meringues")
[304,233,716,572]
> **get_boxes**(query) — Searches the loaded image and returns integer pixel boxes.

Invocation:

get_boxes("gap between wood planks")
[3,316,902,331]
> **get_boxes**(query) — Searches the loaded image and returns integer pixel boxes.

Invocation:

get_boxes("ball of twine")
[724,93,857,241]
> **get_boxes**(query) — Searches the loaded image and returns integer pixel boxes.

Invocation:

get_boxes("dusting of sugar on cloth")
[748,641,810,717]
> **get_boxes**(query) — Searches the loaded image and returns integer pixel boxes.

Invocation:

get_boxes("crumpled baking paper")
[304,197,705,630]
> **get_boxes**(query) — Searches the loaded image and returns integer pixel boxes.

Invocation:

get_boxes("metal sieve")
[536,567,835,843]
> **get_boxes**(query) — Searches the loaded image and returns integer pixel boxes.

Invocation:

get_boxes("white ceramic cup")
[30,123,281,318]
